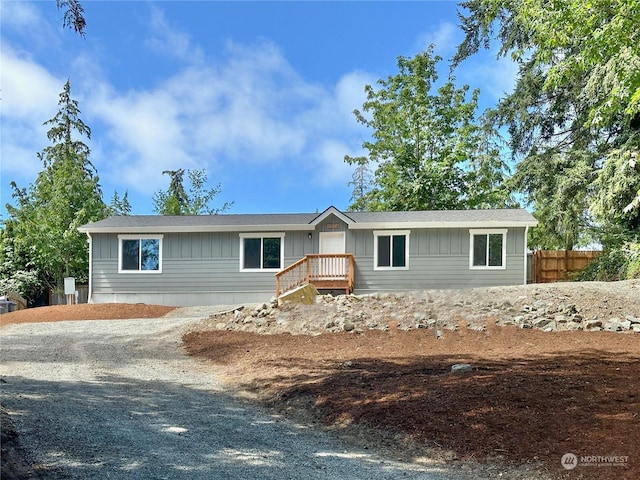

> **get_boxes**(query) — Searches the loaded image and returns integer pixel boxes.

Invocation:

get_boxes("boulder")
[583,319,603,330]
[451,364,473,373]
[604,318,632,331]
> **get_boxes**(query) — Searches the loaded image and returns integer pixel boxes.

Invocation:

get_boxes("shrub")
[577,242,640,281]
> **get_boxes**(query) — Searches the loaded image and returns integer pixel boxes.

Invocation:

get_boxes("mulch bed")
[184,324,640,480]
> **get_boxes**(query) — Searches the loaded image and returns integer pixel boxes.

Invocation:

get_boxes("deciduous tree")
[345,47,511,212]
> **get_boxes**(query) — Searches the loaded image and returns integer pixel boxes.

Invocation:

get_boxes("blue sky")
[1,1,517,216]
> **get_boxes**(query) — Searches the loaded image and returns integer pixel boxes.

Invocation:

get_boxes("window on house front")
[118,235,163,273]
[469,229,507,269]
[240,234,284,271]
[374,231,410,270]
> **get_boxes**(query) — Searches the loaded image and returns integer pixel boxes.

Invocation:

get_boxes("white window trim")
[469,229,507,270]
[118,234,163,274]
[239,233,285,272]
[373,230,410,271]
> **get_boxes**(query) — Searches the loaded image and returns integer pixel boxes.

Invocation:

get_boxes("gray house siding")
[349,227,526,293]
[81,208,536,306]
[90,226,527,305]
[90,231,313,306]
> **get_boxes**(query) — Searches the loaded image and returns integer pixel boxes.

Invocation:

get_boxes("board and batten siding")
[90,231,312,305]
[349,227,527,293]
[89,225,528,306]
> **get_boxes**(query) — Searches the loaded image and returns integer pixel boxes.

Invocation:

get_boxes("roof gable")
[309,206,355,226]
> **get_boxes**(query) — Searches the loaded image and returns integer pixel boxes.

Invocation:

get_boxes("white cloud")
[414,21,461,58]
[1,6,379,211]
[145,6,204,64]
[313,139,357,187]
[0,1,41,29]
[456,50,520,104]
[0,46,62,120]
[0,46,64,180]
[0,1,60,50]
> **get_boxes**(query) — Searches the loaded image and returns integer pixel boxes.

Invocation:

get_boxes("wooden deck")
[275,254,355,297]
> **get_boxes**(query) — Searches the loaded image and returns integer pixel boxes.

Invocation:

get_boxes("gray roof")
[78,207,537,233]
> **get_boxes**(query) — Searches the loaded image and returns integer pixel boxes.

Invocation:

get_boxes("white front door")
[319,232,346,279]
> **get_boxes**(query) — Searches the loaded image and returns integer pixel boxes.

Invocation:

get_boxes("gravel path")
[0,315,469,480]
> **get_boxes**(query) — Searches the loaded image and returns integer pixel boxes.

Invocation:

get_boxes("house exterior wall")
[90,230,313,306]
[348,227,527,293]
[89,224,528,306]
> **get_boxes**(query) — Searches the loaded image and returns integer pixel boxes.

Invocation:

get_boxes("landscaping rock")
[604,318,632,331]
[451,363,473,373]
[196,280,639,336]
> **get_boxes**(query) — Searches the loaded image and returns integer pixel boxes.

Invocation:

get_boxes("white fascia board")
[309,206,355,226]
[78,224,313,234]
[348,220,538,230]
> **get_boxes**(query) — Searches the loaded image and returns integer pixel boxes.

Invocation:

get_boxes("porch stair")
[275,254,355,298]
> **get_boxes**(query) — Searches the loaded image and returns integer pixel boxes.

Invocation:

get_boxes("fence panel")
[532,250,601,283]
[49,285,89,305]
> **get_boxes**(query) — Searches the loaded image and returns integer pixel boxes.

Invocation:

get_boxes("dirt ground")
[0,303,175,326]
[2,282,639,479]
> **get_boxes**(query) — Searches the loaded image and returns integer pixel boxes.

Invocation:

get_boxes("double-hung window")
[373,230,410,270]
[118,235,163,273]
[240,233,284,271]
[469,229,507,269]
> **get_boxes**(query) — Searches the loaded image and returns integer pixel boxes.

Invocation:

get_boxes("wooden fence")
[531,250,601,283]
[50,285,89,305]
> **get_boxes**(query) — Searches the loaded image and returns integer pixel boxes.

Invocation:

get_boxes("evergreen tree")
[453,0,640,247]
[5,80,106,293]
[107,190,132,216]
[152,168,232,215]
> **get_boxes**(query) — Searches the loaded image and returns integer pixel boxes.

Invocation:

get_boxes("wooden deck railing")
[275,254,355,297]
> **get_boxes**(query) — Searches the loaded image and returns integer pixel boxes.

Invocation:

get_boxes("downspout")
[86,232,93,303]
[523,226,529,285]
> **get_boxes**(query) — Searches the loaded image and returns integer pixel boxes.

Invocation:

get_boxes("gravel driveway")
[1,315,469,480]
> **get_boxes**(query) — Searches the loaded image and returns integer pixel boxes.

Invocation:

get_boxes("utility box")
[64,277,76,305]
[64,277,76,295]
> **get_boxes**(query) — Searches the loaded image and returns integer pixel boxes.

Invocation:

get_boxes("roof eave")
[348,220,538,230]
[77,224,315,234]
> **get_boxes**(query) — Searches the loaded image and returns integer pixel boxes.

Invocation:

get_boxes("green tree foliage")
[0,224,41,301]
[510,151,595,249]
[152,168,233,215]
[106,190,132,216]
[56,0,86,36]
[345,47,511,212]
[347,163,374,212]
[4,81,106,295]
[454,0,640,248]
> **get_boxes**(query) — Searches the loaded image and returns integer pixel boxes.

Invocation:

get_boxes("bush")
[577,242,640,281]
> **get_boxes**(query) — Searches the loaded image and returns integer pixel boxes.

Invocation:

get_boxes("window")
[469,229,507,269]
[374,231,410,270]
[240,233,284,271]
[118,235,163,273]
